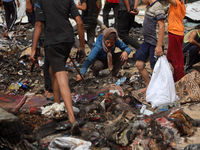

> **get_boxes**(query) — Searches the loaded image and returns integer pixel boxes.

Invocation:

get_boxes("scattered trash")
[116,77,126,85]
[48,137,92,150]
[0,7,200,149]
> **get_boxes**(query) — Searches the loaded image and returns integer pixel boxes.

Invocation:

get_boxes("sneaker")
[71,121,81,135]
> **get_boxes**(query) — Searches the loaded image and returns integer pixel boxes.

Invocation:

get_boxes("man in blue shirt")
[76,27,131,81]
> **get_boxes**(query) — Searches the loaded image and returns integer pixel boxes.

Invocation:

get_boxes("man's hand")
[76,74,83,81]
[130,8,139,15]
[76,48,86,63]
[155,45,163,57]
[29,50,37,64]
[120,51,128,61]
[26,0,32,14]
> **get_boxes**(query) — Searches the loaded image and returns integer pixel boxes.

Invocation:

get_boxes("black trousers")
[74,24,96,50]
[117,11,141,50]
[183,43,200,70]
[103,2,119,29]
[44,48,53,93]
[3,1,17,31]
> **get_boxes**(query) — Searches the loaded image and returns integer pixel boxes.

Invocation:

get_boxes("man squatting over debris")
[76,27,131,81]
[182,26,200,72]
[30,0,85,135]
[135,0,165,92]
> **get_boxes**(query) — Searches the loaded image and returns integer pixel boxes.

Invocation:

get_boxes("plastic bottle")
[8,83,20,90]
[116,77,126,85]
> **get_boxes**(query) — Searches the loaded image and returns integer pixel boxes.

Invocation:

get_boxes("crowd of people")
[1,0,200,135]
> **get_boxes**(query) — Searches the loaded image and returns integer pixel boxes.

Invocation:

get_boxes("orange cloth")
[167,0,186,36]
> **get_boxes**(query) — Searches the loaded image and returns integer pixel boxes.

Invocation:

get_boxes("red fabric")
[167,32,185,82]
[0,94,27,112]
[20,96,53,113]
[106,0,119,3]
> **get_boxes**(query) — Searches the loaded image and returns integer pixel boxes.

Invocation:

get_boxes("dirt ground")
[1,2,200,149]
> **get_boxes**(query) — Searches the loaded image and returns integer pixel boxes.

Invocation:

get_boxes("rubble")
[1,3,200,150]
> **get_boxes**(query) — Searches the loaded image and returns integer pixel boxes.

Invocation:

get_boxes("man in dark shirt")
[30,0,85,135]
[75,0,100,50]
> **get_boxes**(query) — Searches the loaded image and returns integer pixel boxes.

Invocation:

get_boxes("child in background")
[167,0,186,82]
[135,0,165,92]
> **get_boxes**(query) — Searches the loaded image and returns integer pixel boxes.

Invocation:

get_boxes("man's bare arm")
[74,16,85,50]
[189,31,200,48]
[76,2,87,11]
[30,21,43,63]
[123,0,130,11]
[155,19,165,56]
[96,1,100,18]
[168,0,177,7]
[26,0,32,14]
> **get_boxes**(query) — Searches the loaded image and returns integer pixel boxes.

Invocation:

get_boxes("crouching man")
[76,27,131,81]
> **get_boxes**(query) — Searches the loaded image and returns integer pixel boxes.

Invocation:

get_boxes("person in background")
[167,0,186,82]
[26,0,53,100]
[135,0,165,92]
[2,0,18,37]
[26,0,35,26]
[75,0,100,50]
[76,27,131,81]
[117,0,141,50]
[103,0,119,29]
[182,26,200,72]
[30,0,85,135]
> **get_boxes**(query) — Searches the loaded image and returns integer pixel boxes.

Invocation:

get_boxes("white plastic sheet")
[146,56,179,108]
[48,137,92,150]
[185,0,200,21]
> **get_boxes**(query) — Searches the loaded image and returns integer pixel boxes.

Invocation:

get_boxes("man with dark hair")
[30,0,85,135]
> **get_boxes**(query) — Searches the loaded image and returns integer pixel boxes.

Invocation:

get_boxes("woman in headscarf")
[76,27,131,81]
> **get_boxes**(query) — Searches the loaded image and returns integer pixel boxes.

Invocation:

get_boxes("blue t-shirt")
[143,1,165,46]
[80,34,132,75]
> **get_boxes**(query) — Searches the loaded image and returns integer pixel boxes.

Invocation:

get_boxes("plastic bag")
[48,137,91,150]
[146,55,179,108]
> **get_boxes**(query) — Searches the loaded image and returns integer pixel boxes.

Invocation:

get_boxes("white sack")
[48,137,92,150]
[146,55,179,108]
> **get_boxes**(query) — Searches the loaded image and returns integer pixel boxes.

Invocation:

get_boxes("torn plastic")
[48,137,92,150]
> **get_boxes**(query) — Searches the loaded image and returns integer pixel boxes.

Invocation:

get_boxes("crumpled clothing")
[103,116,134,146]
[48,137,91,150]
[41,102,80,117]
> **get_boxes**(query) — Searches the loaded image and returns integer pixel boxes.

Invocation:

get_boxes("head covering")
[102,27,118,70]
